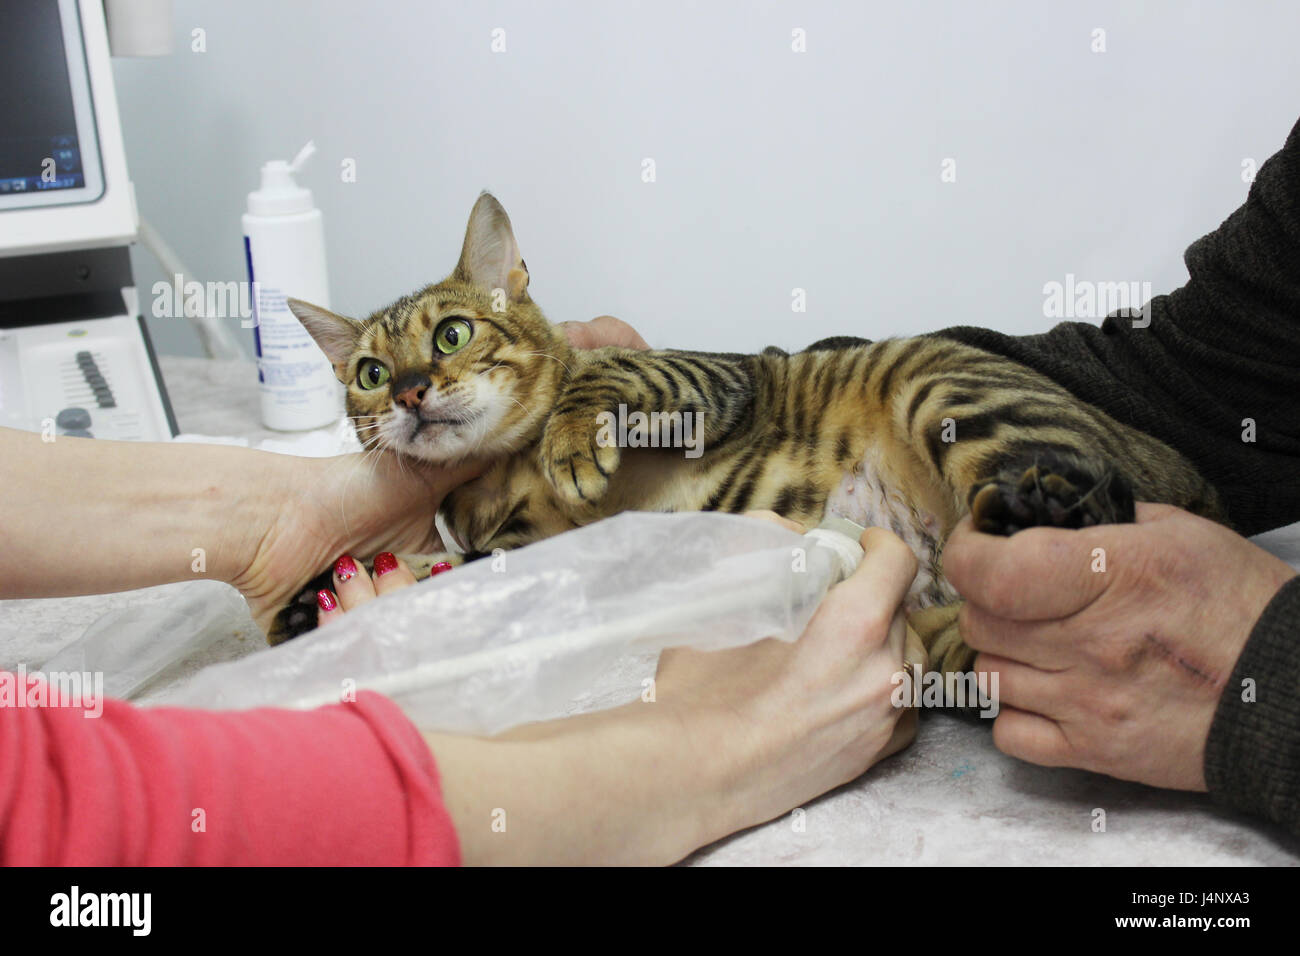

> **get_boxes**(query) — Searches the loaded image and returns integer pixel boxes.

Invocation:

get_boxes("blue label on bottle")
[244,234,264,382]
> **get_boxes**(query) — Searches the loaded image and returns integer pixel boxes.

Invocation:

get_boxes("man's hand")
[944,503,1297,791]
[557,315,650,350]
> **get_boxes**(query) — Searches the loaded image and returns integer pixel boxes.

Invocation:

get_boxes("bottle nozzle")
[249,141,318,216]
[288,140,316,173]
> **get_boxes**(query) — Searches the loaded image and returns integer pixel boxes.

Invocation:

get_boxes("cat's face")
[289,194,570,463]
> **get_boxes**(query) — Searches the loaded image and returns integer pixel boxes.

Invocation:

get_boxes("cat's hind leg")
[918,449,1138,709]
[967,448,1136,535]
[907,603,971,675]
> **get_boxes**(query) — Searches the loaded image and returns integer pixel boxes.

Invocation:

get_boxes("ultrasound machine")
[0,0,176,443]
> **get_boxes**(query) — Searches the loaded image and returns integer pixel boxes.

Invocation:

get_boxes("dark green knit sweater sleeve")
[1204,575,1300,835]
[928,116,1300,837]
[931,115,1300,537]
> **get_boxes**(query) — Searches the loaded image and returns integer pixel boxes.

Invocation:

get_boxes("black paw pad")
[267,567,336,645]
[968,452,1134,537]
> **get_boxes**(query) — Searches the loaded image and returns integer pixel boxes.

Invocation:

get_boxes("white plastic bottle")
[243,141,344,431]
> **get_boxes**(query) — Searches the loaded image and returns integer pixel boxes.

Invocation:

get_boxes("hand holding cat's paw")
[540,411,622,507]
[946,504,1296,791]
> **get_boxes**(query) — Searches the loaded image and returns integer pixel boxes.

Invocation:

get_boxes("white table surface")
[2,355,1297,866]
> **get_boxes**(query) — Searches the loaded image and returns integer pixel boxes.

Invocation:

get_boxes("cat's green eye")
[357,359,391,390]
[435,318,473,355]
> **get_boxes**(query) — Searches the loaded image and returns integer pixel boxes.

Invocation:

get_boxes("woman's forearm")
[0,427,282,600]
[425,701,734,866]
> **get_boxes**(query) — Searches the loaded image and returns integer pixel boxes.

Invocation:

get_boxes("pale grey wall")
[111,0,1300,357]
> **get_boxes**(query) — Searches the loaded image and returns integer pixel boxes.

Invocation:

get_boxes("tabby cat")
[275,193,1224,678]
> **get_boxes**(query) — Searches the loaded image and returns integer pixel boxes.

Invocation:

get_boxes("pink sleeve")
[0,676,461,866]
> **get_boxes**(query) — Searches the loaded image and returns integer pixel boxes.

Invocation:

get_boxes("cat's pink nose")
[391,371,431,409]
[394,384,426,409]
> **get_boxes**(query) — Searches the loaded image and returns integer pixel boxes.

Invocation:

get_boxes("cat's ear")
[453,192,530,303]
[287,298,360,369]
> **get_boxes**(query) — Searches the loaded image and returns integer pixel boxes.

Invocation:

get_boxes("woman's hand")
[311,506,924,864]
[652,517,926,843]
[228,455,483,630]
[229,316,649,631]
[0,427,477,620]
[423,517,926,864]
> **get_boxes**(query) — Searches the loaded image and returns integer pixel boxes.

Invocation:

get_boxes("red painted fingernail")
[373,552,399,576]
[334,554,357,581]
[430,561,454,576]
[317,589,338,611]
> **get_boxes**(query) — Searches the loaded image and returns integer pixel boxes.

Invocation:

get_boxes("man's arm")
[935,115,1300,835]
[1205,575,1300,830]
[932,115,1300,536]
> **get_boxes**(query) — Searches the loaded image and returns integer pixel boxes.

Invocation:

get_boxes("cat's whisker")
[1062,470,1111,516]
[324,443,382,542]
[391,443,413,483]
[353,440,392,497]
[470,415,494,456]
[516,349,572,376]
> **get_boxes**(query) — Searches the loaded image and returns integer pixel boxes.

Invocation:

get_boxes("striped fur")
[279,194,1224,675]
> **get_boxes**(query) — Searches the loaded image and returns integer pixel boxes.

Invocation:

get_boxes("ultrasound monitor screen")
[0,1,99,202]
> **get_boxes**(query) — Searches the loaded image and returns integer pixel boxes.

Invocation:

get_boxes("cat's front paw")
[268,565,337,645]
[968,450,1134,536]
[539,411,622,507]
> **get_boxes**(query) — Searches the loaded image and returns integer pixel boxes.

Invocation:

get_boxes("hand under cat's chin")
[228,448,487,632]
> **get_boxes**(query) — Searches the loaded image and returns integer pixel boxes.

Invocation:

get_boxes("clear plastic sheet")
[172,511,865,735]
[38,580,251,700]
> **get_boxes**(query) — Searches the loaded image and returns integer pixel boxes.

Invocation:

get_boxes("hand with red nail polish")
[333,555,358,582]
[317,552,419,627]
[224,449,487,632]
